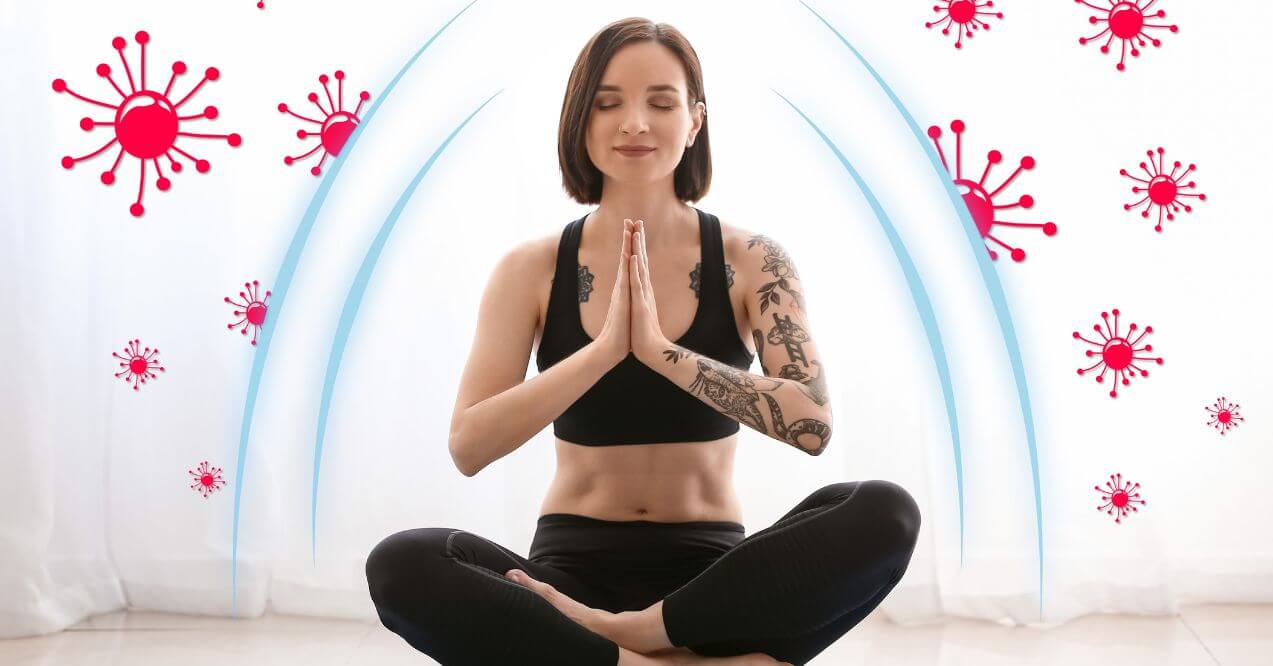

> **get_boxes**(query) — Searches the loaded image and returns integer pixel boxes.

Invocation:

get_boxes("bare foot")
[639,647,792,665]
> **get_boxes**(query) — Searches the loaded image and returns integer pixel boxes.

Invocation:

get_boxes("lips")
[615,146,655,156]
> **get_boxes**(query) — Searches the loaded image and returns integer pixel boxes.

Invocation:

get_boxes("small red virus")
[1073,308,1163,398]
[1075,0,1178,71]
[225,279,272,346]
[1205,396,1244,436]
[52,30,242,217]
[925,1,1003,49]
[1120,147,1206,232]
[189,460,227,498]
[1095,472,1146,524]
[112,338,165,391]
[279,70,371,176]
[926,119,1058,262]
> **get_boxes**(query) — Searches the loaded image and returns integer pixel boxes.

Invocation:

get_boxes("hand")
[629,219,670,365]
[595,219,636,365]
[504,568,617,643]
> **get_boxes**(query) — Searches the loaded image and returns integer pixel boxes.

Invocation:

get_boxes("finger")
[638,221,651,277]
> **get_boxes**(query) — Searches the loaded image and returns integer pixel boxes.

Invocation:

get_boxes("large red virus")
[1120,147,1206,232]
[1094,472,1146,524]
[225,279,271,346]
[52,31,242,217]
[925,1,1003,49]
[1205,396,1244,436]
[189,460,227,498]
[926,119,1057,262]
[112,338,165,391]
[279,70,371,176]
[1073,308,1163,398]
[1075,0,1178,71]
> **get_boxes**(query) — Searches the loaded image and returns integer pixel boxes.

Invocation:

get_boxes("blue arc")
[797,0,1044,619]
[310,91,501,562]
[230,0,481,614]
[773,89,963,569]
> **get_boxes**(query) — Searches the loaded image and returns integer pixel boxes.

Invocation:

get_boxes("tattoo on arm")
[666,343,831,455]
[746,234,805,314]
[577,265,594,302]
[689,261,734,298]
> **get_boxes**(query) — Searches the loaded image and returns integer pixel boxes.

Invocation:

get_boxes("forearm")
[644,340,833,455]
[455,341,620,475]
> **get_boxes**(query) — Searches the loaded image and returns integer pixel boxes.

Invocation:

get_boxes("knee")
[365,527,455,608]
[857,480,922,551]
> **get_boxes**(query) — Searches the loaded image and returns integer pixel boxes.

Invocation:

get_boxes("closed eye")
[597,104,675,111]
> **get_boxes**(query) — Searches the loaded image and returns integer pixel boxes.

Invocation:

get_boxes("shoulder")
[718,218,798,278]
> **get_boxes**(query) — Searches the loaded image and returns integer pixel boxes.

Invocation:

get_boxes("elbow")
[806,411,833,456]
[448,418,479,477]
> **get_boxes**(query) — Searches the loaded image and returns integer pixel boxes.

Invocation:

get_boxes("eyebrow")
[596,84,680,93]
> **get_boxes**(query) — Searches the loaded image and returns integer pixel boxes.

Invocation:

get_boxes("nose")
[619,106,650,135]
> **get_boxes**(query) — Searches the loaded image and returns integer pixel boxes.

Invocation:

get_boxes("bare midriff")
[538,435,744,524]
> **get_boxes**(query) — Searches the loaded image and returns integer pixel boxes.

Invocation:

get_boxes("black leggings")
[365,480,921,665]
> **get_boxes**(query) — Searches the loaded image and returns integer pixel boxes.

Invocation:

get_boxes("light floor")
[1,604,1268,665]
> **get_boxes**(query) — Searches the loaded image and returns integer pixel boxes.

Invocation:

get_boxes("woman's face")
[585,40,704,184]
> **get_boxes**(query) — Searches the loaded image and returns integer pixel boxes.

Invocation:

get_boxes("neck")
[588,177,696,249]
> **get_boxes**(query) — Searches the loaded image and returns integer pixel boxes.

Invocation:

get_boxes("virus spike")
[1204,396,1244,436]
[926,118,1057,261]
[225,279,272,346]
[1072,307,1164,397]
[1120,146,1205,232]
[1075,0,1178,71]
[1095,472,1146,523]
[925,1,1004,49]
[111,338,165,390]
[189,460,227,498]
[52,31,240,217]
[279,70,373,177]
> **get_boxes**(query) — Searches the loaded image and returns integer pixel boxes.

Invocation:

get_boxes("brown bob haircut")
[558,17,711,204]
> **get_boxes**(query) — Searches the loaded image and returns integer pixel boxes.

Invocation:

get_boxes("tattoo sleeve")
[650,343,833,456]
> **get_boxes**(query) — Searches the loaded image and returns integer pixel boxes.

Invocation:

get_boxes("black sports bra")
[534,207,755,446]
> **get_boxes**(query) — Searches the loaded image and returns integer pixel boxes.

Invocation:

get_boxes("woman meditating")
[365,16,921,666]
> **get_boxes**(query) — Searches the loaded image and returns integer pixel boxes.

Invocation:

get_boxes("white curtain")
[4,0,1270,640]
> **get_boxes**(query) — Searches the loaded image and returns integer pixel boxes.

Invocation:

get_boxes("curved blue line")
[311,92,502,562]
[774,87,962,567]
[798,0,1043,619]
[230,0,481,614]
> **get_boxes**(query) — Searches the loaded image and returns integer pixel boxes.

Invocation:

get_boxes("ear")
[690,100,706,142]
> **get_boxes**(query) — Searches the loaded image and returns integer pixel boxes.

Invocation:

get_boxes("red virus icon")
[925,1,1003,49]
[1094,472,1145,524]
[279,70,371,176]
[1120,147,1206,232]
[1075,0,1178,71]
[1073,308,1163,398]
[112,338,165,391]
[225,279,272,346]
[189,460,227,498]
[1205,396,1244,436]
[52,31,242,217]
[926,119,1057,262]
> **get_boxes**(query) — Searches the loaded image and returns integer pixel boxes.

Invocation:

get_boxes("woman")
[365,17,921,666]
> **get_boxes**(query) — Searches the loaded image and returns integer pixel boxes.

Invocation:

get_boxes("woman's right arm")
[448,241,622,477]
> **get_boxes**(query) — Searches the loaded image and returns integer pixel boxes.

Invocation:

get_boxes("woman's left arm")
[633,230,833,456]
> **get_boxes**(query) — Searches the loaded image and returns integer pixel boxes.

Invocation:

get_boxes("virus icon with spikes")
[1205,396,1244,436]
[1075,0,1178,71]
[279,70,371,176]
[189,460,227,498]
[1095,472,1145,524]
[1120,147,1206,232]
[112,338,165,391]
[926,119,1058,262]
[52,31,242,218]
[925,1,1003,49]
[225,279,271,346]
[1073,308,1163,398]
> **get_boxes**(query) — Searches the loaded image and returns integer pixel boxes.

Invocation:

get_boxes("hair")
[558,17,711,204]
